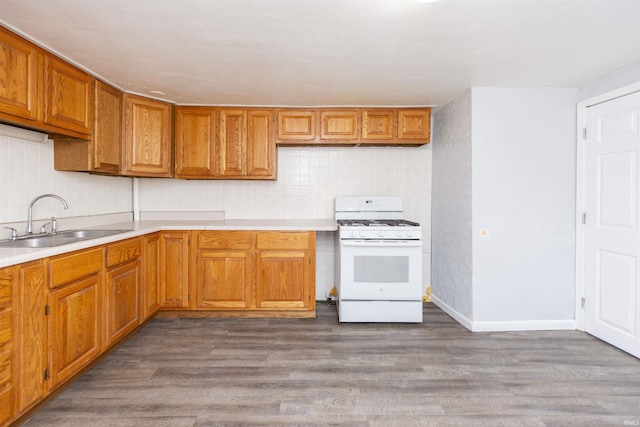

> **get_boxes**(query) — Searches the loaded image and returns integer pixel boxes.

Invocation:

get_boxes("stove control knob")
[349,231,356,238]
[396,231,403,237]
[378,231,384,237]
[359,231,366,237]
[406,231,413,238]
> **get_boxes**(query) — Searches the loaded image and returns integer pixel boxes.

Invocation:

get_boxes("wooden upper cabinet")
[0,27,39,122]
[53,80,123,173]
[276,108,430,146]
[397,108,430,142]
[175,107,216,178]
[246,109,276,178]
[319,110,359,142]
[92,81,122,173]
[217,109,247,177]
[361,109,395,141]
[276,109,316,143]
[277,109,360,145]
[44,55,93,138]
[216,108,275,179]
[122,94,173,177]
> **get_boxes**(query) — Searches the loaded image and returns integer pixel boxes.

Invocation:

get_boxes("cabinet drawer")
[198,231,254,250]
[49,248,103,288]
[256,232,311,250]
[0,347,10,387]
[0,309,10,346]
[106,237,141,268]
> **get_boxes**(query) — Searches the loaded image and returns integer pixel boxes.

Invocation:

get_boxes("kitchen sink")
[0,229,132,248]
[54,229,130,239]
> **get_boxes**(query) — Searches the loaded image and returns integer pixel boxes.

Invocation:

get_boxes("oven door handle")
[341,240,423,248]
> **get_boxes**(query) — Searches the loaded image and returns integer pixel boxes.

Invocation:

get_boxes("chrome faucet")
[27,194,69,234]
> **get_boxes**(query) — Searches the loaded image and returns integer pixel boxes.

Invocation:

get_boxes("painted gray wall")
[431,90,473,318]
[471,88,578,322]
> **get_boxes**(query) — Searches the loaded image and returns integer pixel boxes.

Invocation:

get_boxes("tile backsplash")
[0,133,133,231]
[140,145,432,239]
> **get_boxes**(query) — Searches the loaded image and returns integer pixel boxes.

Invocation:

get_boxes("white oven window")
[354,255,409,283]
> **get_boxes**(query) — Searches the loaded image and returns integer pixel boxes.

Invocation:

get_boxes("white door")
[585,91,640,358]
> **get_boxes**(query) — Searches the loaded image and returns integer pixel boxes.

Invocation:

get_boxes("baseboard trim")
[430,294,473,331]
[431,294,577,332]
[471,318,577,332]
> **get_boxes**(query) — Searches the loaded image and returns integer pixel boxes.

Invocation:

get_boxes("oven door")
[339,239,422,300]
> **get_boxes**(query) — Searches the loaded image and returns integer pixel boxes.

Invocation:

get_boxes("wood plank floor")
[22,303,640,427]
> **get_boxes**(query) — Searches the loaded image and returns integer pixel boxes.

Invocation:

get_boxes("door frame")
[575,81,640,331]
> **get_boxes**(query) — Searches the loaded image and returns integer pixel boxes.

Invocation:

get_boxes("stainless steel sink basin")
[0,229,132,248]
[55,229,130,239]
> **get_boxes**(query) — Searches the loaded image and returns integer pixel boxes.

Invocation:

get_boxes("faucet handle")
[51,217,58,235]
[40,222,51,234]
[4,227,18,240]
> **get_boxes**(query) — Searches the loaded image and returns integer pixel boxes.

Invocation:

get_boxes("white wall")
[578,60,640,102]
[471,87,577,324]
[0,130,133,239]
[431,90,473,319]
[140,145,433,298]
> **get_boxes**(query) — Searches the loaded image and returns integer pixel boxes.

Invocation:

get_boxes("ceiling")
[1,0,640,107]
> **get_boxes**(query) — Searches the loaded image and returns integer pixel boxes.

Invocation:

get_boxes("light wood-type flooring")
[21,303,640,427]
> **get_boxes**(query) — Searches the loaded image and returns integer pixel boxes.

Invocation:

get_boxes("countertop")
[0,219,337,268]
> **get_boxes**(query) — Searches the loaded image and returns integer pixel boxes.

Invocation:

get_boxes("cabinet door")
[44,55,92,137]
[397,108,430,142]
[0,27,39,122]
[246,109,276,178]
[105,261,139,347]
[0,267,13,426]
[47,274,101,389]
[256,250,314,310]
[217,109,247,177]
[122,94,172,177]
[276,110,317,143]
[92,81,122,173]
[361,109,395,141]
[195,250,252,309]
[141,233,161,322]
[255,232,316,311]
[319,110,359,142]
[175,107,216,178]
[13,260,48,416]
[160,231,190,308]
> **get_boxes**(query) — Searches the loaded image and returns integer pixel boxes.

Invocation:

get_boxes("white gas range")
[335,196,423,323]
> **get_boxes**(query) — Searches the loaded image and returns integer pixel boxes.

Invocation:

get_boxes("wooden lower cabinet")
[255,232,316,311]
[141,233,161,322]
[160,231,190,308]
[47,274,101,389]
[191,231,315,315]
[194,250,253,309]
[0,267,14,427]
[13,260,48,417]
[47,248,104,391]
[104,261,139,347]
[256,250,312,310]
